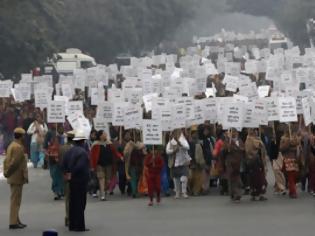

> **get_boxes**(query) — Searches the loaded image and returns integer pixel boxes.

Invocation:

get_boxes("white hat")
[73,130,88,141]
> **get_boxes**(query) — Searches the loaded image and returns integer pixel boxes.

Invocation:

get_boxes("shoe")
[157,197,161,204]
[312,192,315,197]
[259,196,268,201]
[18,222,27,228]
[109,192,114,195]
[148,201,153,206]
[54,195,61,201]
[101,196,106,201]
[72,228,90,232]
[289,194,298,199]
[182,193,189,199]
[251,196,257,201]
[92,193,98,198]
[174,193,180,199]
[9,224,25,230]
[280,191,287,196]
[232,199,241,203]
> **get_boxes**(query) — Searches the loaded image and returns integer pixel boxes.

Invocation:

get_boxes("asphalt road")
[0,159,314,236]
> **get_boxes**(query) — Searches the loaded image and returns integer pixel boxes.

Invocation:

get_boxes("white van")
[52,48,97,74]
[269,35,289,53]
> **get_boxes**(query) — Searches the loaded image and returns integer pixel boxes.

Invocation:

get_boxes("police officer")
[4,127,28,230]
[63,130,90,232]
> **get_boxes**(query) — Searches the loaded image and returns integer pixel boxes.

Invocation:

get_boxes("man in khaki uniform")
[4,127,28,230]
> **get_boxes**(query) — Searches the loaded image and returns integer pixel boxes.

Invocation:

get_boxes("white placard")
[112,103,127,126]
[143,93,158,112]
[225,62,241,76]
[243,102,259,128]
[254,100,268,126]
[278,97,298,123]
[222,102,244,129]
[0,80,13,98]
[93,118,110,136]
[190,100,205,126]
[61,83,73,99]
[96,102,113,123]
[224,75,239,92]
[265,97,280,121]
[124,105,142,130]
[245,60,259,74]
[233,94,249,103]
[67,101,83,116]
[302,97,311,126]
[108,88,124,102]
[142,119,162,145]
[47,101,65,123]
[257,85,270,98]
[239,82,258,99]
[124,88,142,104]
[35,90,50,110]
[172,104,186,129]
[202,98,217,123]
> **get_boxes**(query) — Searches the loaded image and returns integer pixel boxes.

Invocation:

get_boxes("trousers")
[287,171,298,197]
[69,182,87,231]
[147,174,161,200]
[10,185,23,225]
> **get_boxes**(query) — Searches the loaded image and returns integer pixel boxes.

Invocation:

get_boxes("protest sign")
[258,85,270,98]
[254,100,268,126]
[143,93,158,112]
[124,105,142,130]
[61,83,73,99]
[202,98,217,123]
[93,118,110,137]
[222,102,244,129]
[142,119,162,145]
[0,80,13,98]
[47,101,65,123]
[67,101,83,116]
[245,60,259,74]
[243,102,259,128]
[35,90,50,110]
[112,103,127,126]
[96,102,113,122]
[302,97,312,126]
[278,97,298,123]
[172,104,186,129]
[223,75,239,92]
[265,97,280,121]
[108,87,124,102]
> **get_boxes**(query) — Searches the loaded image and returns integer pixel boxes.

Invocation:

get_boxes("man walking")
[3,127,28,230]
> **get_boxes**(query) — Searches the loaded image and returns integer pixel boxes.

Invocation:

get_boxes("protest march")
[2,27,315,232]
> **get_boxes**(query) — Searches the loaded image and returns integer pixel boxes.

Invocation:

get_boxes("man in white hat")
[59,131,75,227]
[62,130,90,232]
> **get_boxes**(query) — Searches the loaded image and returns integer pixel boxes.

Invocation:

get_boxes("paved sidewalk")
[0,163,313,236]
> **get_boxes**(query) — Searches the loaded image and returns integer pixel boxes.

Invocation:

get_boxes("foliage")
[0,0,193,77]
[227,0,315,47]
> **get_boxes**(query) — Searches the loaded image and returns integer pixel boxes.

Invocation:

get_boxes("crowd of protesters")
[2,29,315,232]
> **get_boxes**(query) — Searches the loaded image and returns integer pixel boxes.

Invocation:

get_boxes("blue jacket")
[63,144,90,185]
